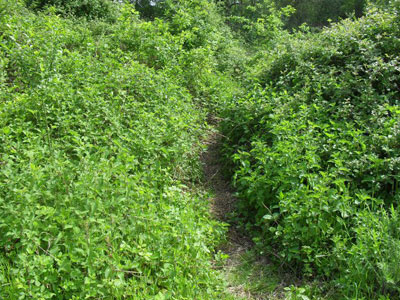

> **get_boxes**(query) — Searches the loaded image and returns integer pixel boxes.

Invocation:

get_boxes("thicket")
[217,0,293,45]
[220,4,400,298]
[220,0,370,32]
[2,0,400,298]
[274,0,366,27]
[220,0,395,32]
[0,0,240,298]
[24,0,118,20]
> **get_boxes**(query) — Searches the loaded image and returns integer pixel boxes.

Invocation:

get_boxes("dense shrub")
[274,0,366,28]
[4,0,400,298]
[119,0,243,108]
[0,1,233,298]
[220,7,400,298]
[24,0,118,20]
[219,0,294,45]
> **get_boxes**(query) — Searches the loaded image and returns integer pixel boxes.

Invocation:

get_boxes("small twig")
[38,245,58,261]
[268,250,298,275]
[206,169,220,184]
[114,269,141,274]
[214,131,228,138]
[113,268,142,277]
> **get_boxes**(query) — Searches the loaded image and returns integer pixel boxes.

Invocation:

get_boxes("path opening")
[201,126,301,300]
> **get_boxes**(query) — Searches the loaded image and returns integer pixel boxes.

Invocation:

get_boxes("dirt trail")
[201,128,256,299]
[201,124,297,300]
[200,125,310,300]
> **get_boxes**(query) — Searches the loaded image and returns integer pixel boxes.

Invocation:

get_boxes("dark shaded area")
[275,0,366,28]
[24,0,117,20]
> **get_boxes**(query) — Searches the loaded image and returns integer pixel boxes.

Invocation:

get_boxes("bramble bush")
[3,0,400,298]
[0,1,238,298]
[120,0,244,109]
[220,5,400,298]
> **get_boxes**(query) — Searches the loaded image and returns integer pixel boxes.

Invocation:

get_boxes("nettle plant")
[220,6,400,298]
[0,1,232,299]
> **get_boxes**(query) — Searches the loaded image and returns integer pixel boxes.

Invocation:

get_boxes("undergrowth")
[220,5,400,299]
[2,0,400,299]
[0,0,240,298]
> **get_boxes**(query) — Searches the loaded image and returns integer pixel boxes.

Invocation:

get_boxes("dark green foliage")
[279,0,398,28]
[275,0,367,28]
[220,7,400,298]
[24,0,118,20]
[220,0,368,30]
[132,0,166,19]
[221,0,398,30]
[219,0,294,44]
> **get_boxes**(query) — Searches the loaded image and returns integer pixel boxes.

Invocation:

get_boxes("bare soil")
[200,124,320,300]
[201,128,258,299]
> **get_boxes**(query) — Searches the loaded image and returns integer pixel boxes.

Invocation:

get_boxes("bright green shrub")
[335,208,400,296]
[0,1,231,298]
[111,1,241,109]
[220,7,400,298]
[157,0,244,107]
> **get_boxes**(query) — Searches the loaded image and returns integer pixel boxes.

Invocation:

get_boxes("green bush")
[220,7,400,298]
[0,1,232,298]
[220,0,294,45]
[336,208,400,297]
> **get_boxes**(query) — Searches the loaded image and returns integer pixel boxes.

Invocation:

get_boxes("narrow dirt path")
[201,127,256,299]
[201,123,298,300]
